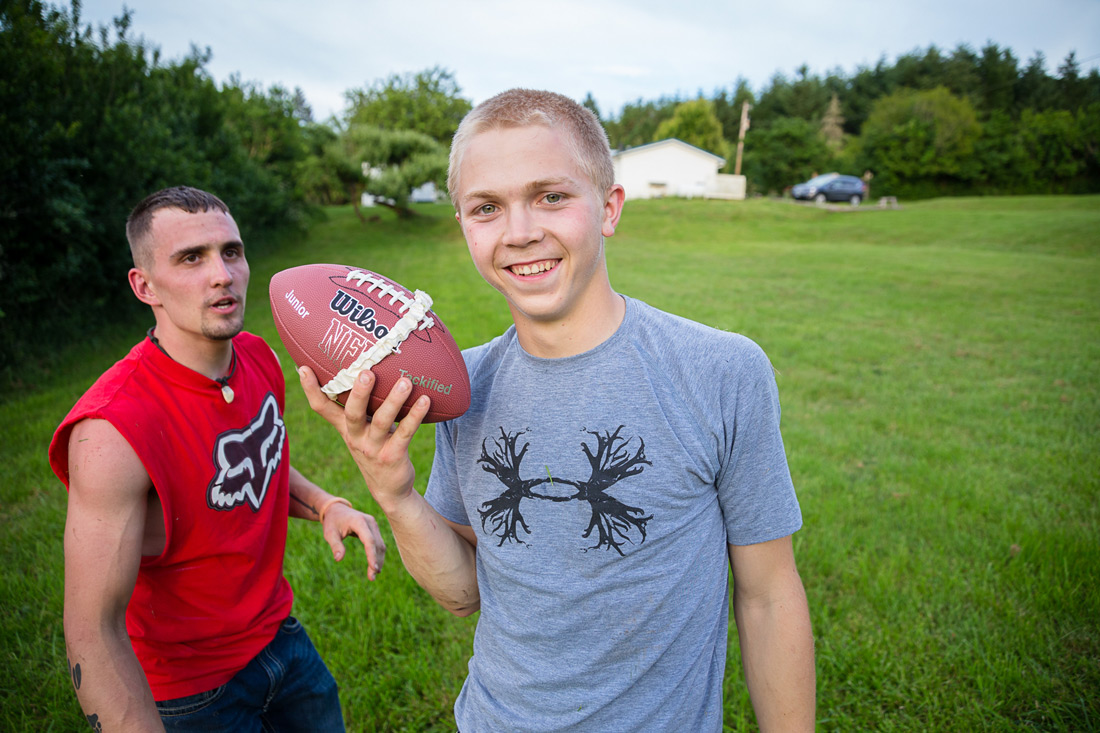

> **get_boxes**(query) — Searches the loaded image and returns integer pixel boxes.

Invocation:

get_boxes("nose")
[502,206,542,247]
[209,255,234,287]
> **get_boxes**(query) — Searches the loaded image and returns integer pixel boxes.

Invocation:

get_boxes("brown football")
[269,264,470,422]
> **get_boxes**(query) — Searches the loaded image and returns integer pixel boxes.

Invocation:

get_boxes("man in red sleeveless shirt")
[49,186,384,732]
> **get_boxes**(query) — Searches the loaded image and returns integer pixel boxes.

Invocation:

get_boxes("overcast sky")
[77,0,1100,122]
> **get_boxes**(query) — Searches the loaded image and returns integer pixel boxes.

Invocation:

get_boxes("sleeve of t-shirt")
[716,338,802,545]
[425,417,471,526]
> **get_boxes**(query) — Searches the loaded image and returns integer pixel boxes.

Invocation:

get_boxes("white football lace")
[321,271,435,400]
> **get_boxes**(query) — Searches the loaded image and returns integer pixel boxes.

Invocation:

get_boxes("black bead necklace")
[147,327,237,403]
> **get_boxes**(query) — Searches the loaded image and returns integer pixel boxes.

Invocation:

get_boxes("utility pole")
[734,100,751,176]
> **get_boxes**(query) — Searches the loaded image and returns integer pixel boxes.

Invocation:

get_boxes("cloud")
[77,0,1100,121]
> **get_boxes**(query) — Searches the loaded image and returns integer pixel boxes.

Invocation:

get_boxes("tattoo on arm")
[68,658,102,730]
[291,493,318,517]
[68,657,82,690]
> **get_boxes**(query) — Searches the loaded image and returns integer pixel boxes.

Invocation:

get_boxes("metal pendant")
[221,385,235,403]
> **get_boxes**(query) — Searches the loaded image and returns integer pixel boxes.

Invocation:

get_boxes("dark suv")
[791,173,867,205]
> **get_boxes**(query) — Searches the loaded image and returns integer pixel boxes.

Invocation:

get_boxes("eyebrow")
[170,239,243,261]
[462,177,575,203]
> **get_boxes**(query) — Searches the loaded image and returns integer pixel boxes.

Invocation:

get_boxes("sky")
[77,0,1100,123]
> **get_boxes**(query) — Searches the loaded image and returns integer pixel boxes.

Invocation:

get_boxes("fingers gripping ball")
[269,264,471,422]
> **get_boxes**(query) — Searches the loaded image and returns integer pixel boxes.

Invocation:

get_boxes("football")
[269,264,470,422]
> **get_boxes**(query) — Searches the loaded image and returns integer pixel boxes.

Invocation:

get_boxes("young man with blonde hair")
[303,89,815,731]
[51,186,385,732]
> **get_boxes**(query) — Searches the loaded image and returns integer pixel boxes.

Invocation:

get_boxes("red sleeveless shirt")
[50,332,294,700]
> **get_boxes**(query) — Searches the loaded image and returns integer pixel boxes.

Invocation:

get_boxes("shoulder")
[235,331,284,384]
[460,327,517,382]
[626,297,775,379]
[234,331,273,359]
[66,418,150,496]
[49,339,149,486]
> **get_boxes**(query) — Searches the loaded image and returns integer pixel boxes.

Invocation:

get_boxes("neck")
[148,327,235,381]
[512,292,626,359]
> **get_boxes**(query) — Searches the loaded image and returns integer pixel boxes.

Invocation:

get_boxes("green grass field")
[2,196,1097,731]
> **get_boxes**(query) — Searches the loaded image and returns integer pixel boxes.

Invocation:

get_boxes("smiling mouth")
[509,260,558,276]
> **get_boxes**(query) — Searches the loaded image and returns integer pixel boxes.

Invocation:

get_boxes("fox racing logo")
[207,392,286,512]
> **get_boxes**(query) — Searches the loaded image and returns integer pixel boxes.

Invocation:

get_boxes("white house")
[611,138,746,200]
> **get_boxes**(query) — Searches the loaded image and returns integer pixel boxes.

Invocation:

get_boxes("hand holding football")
[269,264,470,423]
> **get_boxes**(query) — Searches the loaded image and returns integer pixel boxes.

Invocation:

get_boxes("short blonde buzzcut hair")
[447,89,614,208]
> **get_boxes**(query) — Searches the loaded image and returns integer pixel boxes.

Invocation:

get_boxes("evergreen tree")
[654,97,729,158]
[820,94,846,152]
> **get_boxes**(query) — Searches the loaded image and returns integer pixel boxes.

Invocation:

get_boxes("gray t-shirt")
[426,296,802,732]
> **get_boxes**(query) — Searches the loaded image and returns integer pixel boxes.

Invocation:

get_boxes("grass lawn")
[1,195,1097,731]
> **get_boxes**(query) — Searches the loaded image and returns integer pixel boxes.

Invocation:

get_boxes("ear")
[128,267,160,307]
[601,184,626,238]
[455,210,472,243]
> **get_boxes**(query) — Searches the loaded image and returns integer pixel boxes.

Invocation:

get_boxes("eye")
[476,203,497,216]
[544,193,563,204]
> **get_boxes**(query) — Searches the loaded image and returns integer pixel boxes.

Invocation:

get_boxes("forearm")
[64,613,165,732]
[287,465,339,521]
[381,490,480,616]
[734,575,816,732]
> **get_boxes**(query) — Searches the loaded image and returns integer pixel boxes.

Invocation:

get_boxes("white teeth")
[511,261,556,276]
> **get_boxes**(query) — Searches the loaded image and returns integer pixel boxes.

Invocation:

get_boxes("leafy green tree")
[297,123,347,205]
[971,111,1031,193]
[343,66,471,145]
[1015,107,1087,189]
[0,0,309,376]
[220,78,313,223]
[329,124,448,219]
[742,117,832,194]
[854,87,981,197]
[654,97,729,158]
[1077,102,1100,184]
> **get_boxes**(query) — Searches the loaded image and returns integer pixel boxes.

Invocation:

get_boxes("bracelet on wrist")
[319,496,353,523]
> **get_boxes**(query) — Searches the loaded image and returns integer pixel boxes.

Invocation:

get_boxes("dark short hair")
[126,186,231,267]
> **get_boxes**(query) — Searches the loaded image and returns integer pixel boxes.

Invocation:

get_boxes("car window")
[806,173,838,186]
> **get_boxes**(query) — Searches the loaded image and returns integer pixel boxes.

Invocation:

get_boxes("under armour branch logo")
[477,426,653,555]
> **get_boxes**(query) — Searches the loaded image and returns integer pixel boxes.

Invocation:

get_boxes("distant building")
[612,139,745,200]
[409,181,441,203]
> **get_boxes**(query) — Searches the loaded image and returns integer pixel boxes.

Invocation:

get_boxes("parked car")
[791,173,867,205]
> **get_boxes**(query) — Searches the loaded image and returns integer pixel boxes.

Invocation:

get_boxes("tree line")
[600,45,1099,199]
[1,1,321,376]
[2,0,1097,377]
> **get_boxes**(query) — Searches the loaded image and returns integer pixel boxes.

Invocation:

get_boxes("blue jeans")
[155,616,345,732]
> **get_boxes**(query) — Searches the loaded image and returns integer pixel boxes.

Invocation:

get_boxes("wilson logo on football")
[269,264,470,422]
